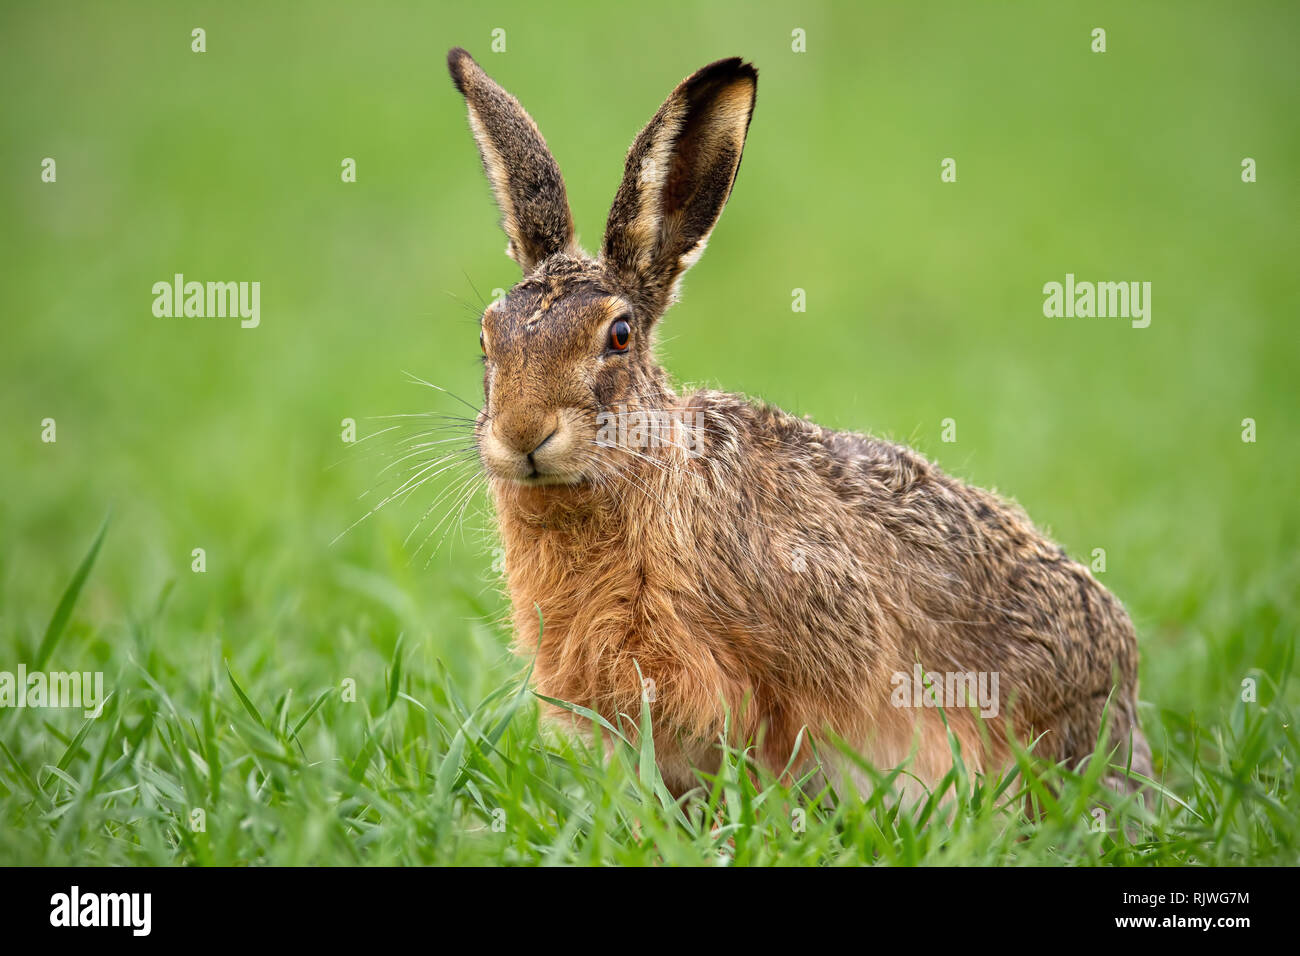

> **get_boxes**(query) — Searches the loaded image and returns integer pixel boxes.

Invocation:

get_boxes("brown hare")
[446,47,1152,801]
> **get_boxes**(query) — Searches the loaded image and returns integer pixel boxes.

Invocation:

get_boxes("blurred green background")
[2,0,1297,802]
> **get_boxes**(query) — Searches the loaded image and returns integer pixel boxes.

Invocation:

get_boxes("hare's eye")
[609,318,632,352]
[479,329,486,354]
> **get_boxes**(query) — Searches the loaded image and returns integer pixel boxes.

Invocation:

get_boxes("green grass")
[2,0,1298,865]
[0,517,1295,866]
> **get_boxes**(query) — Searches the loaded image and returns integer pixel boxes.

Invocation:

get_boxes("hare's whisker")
[404,470,477,549]
[400,370,485,417]
[412,472,486,563]
[461,269,489,309]
[377,438,479,476]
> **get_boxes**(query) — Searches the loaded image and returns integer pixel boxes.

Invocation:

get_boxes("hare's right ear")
[447,48,577,274]
[602,58,757,307]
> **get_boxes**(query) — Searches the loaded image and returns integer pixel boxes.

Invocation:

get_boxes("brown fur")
[447,49,1152,800]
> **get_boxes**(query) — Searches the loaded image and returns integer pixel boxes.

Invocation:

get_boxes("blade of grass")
[35,513,109,670]
[224,660,266,729]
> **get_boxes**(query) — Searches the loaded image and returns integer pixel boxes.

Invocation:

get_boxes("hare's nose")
[529,427,558,456]
[496,417,557,458]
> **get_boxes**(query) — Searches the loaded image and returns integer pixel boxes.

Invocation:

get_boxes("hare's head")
[447,48,756,485]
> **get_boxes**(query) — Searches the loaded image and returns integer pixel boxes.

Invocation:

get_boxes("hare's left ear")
[602,58,757,306]
[447,47,577,273]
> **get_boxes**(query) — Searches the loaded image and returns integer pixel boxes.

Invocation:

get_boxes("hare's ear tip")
[447,47,475,92]
[698,57,758,84]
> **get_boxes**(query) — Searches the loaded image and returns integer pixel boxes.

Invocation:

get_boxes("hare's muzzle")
[480,409,585,485]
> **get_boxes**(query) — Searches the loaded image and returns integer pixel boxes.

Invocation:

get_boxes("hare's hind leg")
[1064,688,1152,794]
